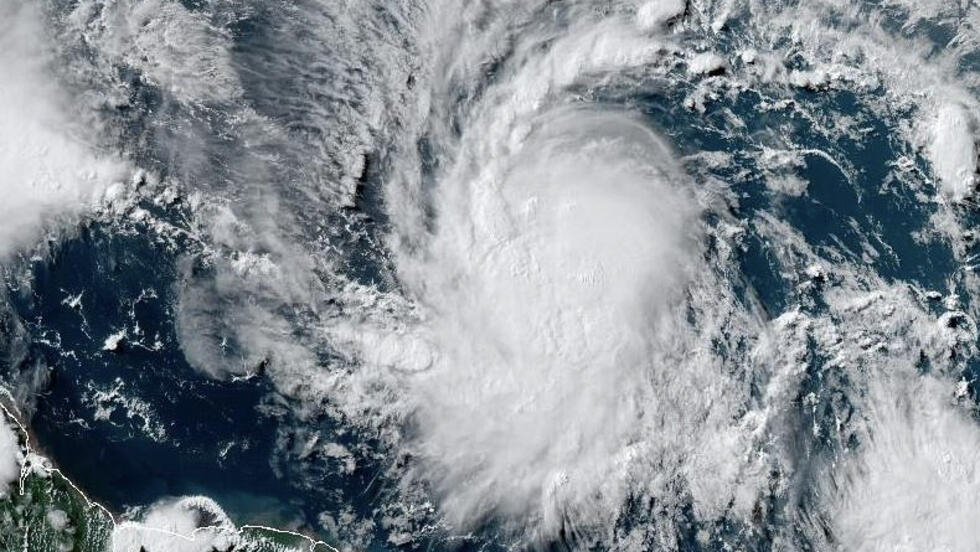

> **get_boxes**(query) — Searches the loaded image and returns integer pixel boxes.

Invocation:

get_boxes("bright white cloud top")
[0,2,129,258]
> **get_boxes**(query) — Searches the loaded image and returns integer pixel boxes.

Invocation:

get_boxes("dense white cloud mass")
[112,496,238,552]
[930,102,977,201]
[0,413,22,497]
[826,376,980,552]
[398,110,699,530]
[636,0,687,31]
[0,1,129,258]
[326,7,778,539]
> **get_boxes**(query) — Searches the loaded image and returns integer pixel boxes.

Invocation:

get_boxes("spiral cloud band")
[395,108,699,532]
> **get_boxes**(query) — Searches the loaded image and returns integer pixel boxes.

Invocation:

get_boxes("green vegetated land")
[0,462,114,552]
[0,405,329,552]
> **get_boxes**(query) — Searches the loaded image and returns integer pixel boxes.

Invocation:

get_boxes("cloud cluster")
[0,1,128,258]
[400,110,701,533]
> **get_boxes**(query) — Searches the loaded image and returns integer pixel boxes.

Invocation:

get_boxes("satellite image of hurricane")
[2,0,980,550]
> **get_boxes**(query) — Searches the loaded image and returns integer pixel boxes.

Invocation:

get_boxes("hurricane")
[2,0,980,551]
